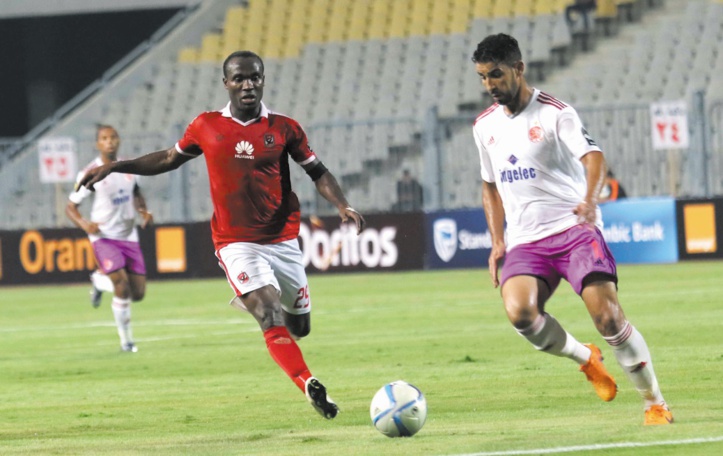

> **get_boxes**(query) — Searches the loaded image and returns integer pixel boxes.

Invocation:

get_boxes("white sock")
[91,271,114,293]
[517,313,592,364]
[111,296,133,346]
[605,322,665,408]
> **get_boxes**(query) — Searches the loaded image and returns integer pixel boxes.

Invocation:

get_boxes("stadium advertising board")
[425,209,492,269]
[600,197,678,264]
[0,214,425,285]
[299,213,425,273]
[676,198,723,260]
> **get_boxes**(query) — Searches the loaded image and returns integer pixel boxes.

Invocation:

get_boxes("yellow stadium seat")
[178,47,199,63]
[429,0,452,35]
[535,0,558,14]
[449,0,473,33]
[283,0,308,56]
[388,0,412,37]
[597,0,618,18]
[491,0,514,17]
[262,32,285,59]
[306,0,331,43]
[199,33,222,62]
[347,1,372,40]
[326,1,350,42]
[409,0,432,36]
[514,0,535,16]
[472,0,493,18]
[367,0,391,39]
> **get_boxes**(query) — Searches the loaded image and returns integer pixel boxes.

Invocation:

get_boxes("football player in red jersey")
[79,51,365,419]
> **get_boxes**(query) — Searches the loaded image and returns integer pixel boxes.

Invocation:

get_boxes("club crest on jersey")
[237,272,250,284]
[234,141,255,160]
[528,126,544,143]
[264,134,275,147]
[103,259,114,271]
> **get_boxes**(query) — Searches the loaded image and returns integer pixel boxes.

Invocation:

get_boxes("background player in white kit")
[66,125,153,352]
[471,34,672,425]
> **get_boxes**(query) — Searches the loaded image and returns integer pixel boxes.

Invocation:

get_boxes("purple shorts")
[92,238,147,275]
[500,224,617,295]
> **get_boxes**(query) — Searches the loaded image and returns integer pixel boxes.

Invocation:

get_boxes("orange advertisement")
[683,203,717,253]
[155,227,187,273]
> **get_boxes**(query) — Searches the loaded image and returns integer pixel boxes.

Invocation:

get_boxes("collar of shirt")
[220,102,270,126]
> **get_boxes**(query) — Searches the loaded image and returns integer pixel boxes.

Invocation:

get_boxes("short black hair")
[222,50,264,77]
[471,33,522,66]
[95,124,116,140]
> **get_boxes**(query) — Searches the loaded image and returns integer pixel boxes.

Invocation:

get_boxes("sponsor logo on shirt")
[487,136,495,146]
[112,189,131,206]
[499,167,537,183]
[235,141,255,160]
[508,154,518,165]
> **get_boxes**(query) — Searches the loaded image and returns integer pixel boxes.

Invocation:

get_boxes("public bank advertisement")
[425,209,492,269]
[600,197,678,264]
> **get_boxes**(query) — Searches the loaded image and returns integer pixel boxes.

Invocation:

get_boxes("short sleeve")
[474,125,495,183]
[557,107,601,160]
[69,170,92,204]
[286,119,316,165]
[175,114,204,157]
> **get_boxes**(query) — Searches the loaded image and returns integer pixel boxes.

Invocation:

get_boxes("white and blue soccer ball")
[370,380,427,437]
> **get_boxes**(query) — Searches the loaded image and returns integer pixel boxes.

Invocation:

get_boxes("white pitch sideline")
[450,436,723,456]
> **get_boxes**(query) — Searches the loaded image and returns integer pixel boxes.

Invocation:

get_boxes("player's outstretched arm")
[482,180,506,288]
[78,147,193,191]
[312,169,365,234]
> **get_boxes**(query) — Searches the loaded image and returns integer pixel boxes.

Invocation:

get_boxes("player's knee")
[504,302,538,330]
[131,290,145,301]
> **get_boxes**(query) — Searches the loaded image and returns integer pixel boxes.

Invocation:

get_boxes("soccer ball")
[370,380,427,437]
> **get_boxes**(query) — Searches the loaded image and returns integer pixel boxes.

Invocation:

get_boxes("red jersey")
[176,102,316,249]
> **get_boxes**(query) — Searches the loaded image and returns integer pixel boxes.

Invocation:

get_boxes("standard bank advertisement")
[600,197,678,264]
[425,209,492,269]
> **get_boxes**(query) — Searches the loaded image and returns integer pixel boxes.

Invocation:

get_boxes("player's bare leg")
[242,285,337,418]
[108,269,136,352]
[503,275,615,399]
[582,281,671,423]
[127,273,146,302]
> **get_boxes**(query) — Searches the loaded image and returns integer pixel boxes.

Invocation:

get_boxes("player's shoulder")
[473,103,501,126]
[535,90,571,112]
[268,109,301,126]
[81,158,101,173]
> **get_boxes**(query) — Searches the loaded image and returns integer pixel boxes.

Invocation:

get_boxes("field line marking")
[451,436,723,456]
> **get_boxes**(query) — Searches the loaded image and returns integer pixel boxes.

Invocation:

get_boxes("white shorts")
[216,239,311,315]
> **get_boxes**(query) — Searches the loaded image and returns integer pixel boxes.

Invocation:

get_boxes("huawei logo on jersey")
[234,141,255,160]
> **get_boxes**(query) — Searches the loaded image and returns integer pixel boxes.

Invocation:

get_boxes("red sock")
[263,326,312,392]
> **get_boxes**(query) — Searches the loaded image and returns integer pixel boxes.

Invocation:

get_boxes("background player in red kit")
[78,50,365,419]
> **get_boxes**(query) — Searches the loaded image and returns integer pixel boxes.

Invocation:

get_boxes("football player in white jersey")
[472,34,672,425]
[66,125,154,352]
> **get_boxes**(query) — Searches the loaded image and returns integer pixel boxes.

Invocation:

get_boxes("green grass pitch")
[1,262,722,455]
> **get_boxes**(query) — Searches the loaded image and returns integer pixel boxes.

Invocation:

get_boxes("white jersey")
[473,89,602,250]
[69,158,140,242]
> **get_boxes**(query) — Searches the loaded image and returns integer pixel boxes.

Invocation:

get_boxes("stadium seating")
[8,0,723,230]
